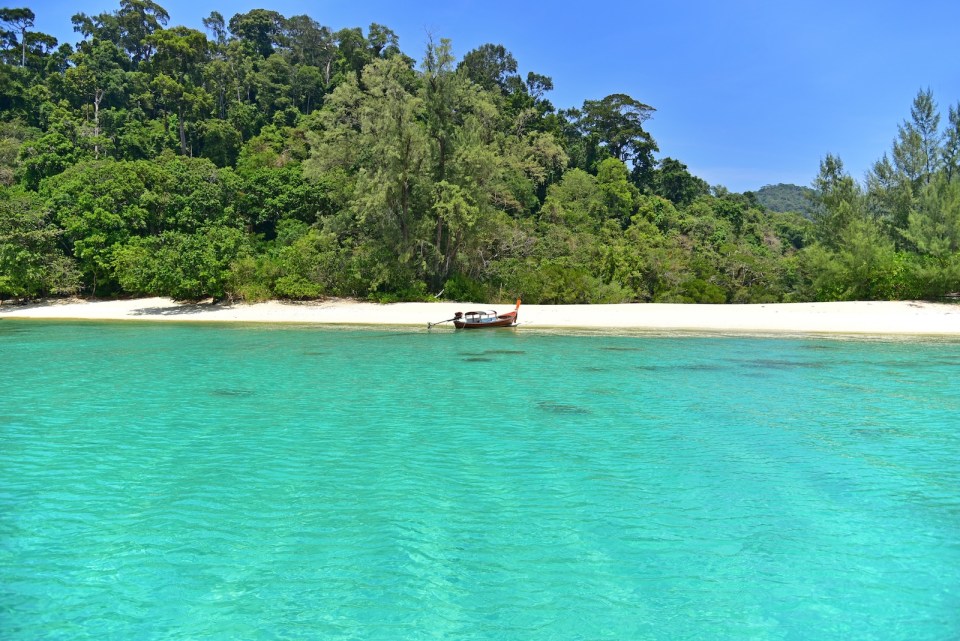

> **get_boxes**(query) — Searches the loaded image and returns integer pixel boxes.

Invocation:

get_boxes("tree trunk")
[434,216,444,283]
[93,88,104,159]
[178,106,188,156]
[438,136,447,181]
[400,178,409,246]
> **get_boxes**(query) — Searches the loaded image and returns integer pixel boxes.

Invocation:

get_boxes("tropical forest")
[1,1,959,303]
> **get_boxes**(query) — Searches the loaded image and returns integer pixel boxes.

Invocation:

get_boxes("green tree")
[305,53,425,295]
[39,156,237,293]
[114,225,247,299]
[147,26,210,155]
[41,159,159,292]
[71,0,170,66]
[199,118,241,166]
[421,40,536,287]
[228,9,285,59]
[332,26,370,84]
[903,175,960,261]
[252,53,293,116]
[0,6,34,67]
[866,152,913,231]
[579,93,658,174]
[201,11,227,46]
[458,43,518,93]
[290,63,323,113]
[155,155,239,232]
[64,40,126,158]
[942,102,960,182]
[367,23,399,59]
[116,0,170,65]
[265,221,344,299]
[0,118,36,186]
[811,154,864,248]
[235,163,329,237]
[803,218,902,301]
[0,186,79,298]
[539,168,603,230]
[348,56,426,258]
[422,37,459,182]
[283,15,333,67]
[892,89,942,188]
[596,157,638,227]
[653,157,709,206]
[17,106,89,189]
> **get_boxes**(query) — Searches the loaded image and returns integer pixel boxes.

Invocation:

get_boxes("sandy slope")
[3,297,960,336]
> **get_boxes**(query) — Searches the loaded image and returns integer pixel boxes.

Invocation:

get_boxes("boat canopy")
[463,310,500,322]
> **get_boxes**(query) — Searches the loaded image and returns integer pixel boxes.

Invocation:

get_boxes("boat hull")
[453,312,517,329]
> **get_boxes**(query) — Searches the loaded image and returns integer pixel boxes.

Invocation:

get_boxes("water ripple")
[1,323,959,640]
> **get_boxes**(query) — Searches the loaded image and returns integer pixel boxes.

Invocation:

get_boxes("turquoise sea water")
[1,321,958,640]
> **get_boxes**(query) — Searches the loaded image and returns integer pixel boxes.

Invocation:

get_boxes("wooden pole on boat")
[428,317,456,329]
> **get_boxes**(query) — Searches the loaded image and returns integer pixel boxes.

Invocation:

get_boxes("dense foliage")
[1,3,958,303]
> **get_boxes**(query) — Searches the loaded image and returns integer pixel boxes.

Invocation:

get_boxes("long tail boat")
[428,299,521,329]
[454,299,521,329]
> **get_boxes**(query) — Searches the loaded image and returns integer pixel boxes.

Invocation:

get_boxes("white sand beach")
[2,297,959,336]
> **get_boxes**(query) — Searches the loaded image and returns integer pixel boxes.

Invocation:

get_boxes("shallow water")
[2,321,959,640]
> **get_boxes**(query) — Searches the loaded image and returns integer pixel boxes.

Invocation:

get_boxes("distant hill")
[753,183,817,217]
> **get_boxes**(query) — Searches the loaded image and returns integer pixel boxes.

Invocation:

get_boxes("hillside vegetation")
[754,184,817,217]
[1,3,959,302]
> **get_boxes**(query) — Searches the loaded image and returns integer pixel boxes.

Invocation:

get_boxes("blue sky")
[28,0,960,193]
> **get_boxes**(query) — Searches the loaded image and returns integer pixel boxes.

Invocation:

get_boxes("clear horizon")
[28,0,960,193]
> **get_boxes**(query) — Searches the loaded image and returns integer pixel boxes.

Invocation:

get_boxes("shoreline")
[2,297,960,337]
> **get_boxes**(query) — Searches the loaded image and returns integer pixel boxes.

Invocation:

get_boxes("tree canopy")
[1,3,958,303]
